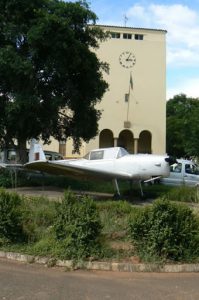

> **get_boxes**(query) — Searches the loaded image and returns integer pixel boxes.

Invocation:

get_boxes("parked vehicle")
[0,147,63,167]
[160,159,199,187]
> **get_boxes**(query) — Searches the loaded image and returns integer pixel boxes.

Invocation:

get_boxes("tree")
[0,0,108,162]
[166,94,199,158]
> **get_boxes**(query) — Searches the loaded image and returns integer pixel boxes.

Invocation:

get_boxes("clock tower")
[87,25,167,155]
[44,25,167,158]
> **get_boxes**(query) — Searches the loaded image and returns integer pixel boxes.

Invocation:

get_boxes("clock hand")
[126,53,132,61]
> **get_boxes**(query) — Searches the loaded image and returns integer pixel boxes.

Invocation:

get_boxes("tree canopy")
[166,94,199,158]
[0,0,108,161]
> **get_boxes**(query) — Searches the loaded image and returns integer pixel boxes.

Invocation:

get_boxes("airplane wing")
[25,160,122,180]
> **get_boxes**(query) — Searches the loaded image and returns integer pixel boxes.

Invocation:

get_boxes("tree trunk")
[18,139,28,164]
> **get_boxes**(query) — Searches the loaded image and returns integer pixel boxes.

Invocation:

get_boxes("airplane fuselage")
[50,153,170,180]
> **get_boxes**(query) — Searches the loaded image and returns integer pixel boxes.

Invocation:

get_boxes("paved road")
[0,259,199,300]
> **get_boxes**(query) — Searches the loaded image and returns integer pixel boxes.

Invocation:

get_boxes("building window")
[123,33,132,39]
[135,34,144,40]
[111,32,120,39]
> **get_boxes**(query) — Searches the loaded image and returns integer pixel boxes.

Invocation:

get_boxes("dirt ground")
[7,186,65,200]
[6,186,114,201]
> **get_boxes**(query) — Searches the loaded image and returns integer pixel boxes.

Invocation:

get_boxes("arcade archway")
[138,130,152,153]
[99,129,114,148]
[118,130,134,153]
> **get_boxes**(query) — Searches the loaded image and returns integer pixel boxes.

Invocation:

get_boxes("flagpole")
[126,71,132,122]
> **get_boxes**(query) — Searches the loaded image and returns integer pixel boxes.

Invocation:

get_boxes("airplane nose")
[165,156,177,165]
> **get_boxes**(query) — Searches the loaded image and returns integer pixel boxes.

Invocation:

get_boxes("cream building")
[45,25,167,157]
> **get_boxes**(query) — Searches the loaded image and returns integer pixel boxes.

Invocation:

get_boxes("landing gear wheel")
[113,193,122,200]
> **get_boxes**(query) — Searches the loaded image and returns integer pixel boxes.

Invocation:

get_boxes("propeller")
[165,156,177,165]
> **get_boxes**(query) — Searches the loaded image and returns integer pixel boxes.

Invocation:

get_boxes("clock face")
[119,52,136,68]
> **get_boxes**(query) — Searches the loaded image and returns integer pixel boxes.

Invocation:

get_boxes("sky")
[69,0,199,100]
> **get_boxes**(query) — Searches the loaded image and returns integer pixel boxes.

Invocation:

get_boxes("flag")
[125,93,129,102]
[130,73,133,90]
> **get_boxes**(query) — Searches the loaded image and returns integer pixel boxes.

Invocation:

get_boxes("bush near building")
[0,189,104,260]
[53,191,103,260]
[128,198,199,262]
[0,189,26,244]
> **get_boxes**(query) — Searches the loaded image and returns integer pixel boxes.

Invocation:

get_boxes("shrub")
[129,198,199,262]
[0,170,12,188]
[54,191,102,260]
[0,189,26,243]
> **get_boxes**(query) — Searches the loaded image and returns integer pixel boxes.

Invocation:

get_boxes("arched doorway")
[118,130,134,153]
[99,129,114,148]
[138,130,152,153]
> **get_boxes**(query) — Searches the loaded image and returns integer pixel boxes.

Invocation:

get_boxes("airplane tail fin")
[29,139,46,163]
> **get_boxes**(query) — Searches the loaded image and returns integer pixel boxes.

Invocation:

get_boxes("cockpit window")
[84,147,129,160]
[90,150,104,160]
[117,147,129,158]
[84,150,104,160]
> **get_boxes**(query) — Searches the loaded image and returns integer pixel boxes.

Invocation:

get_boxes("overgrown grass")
[0,189,137,261]
[22,196,58,243]
[97,200,138,236]
[165,185,199,203]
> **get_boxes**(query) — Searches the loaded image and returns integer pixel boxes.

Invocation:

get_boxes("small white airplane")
[25,139,175,197]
